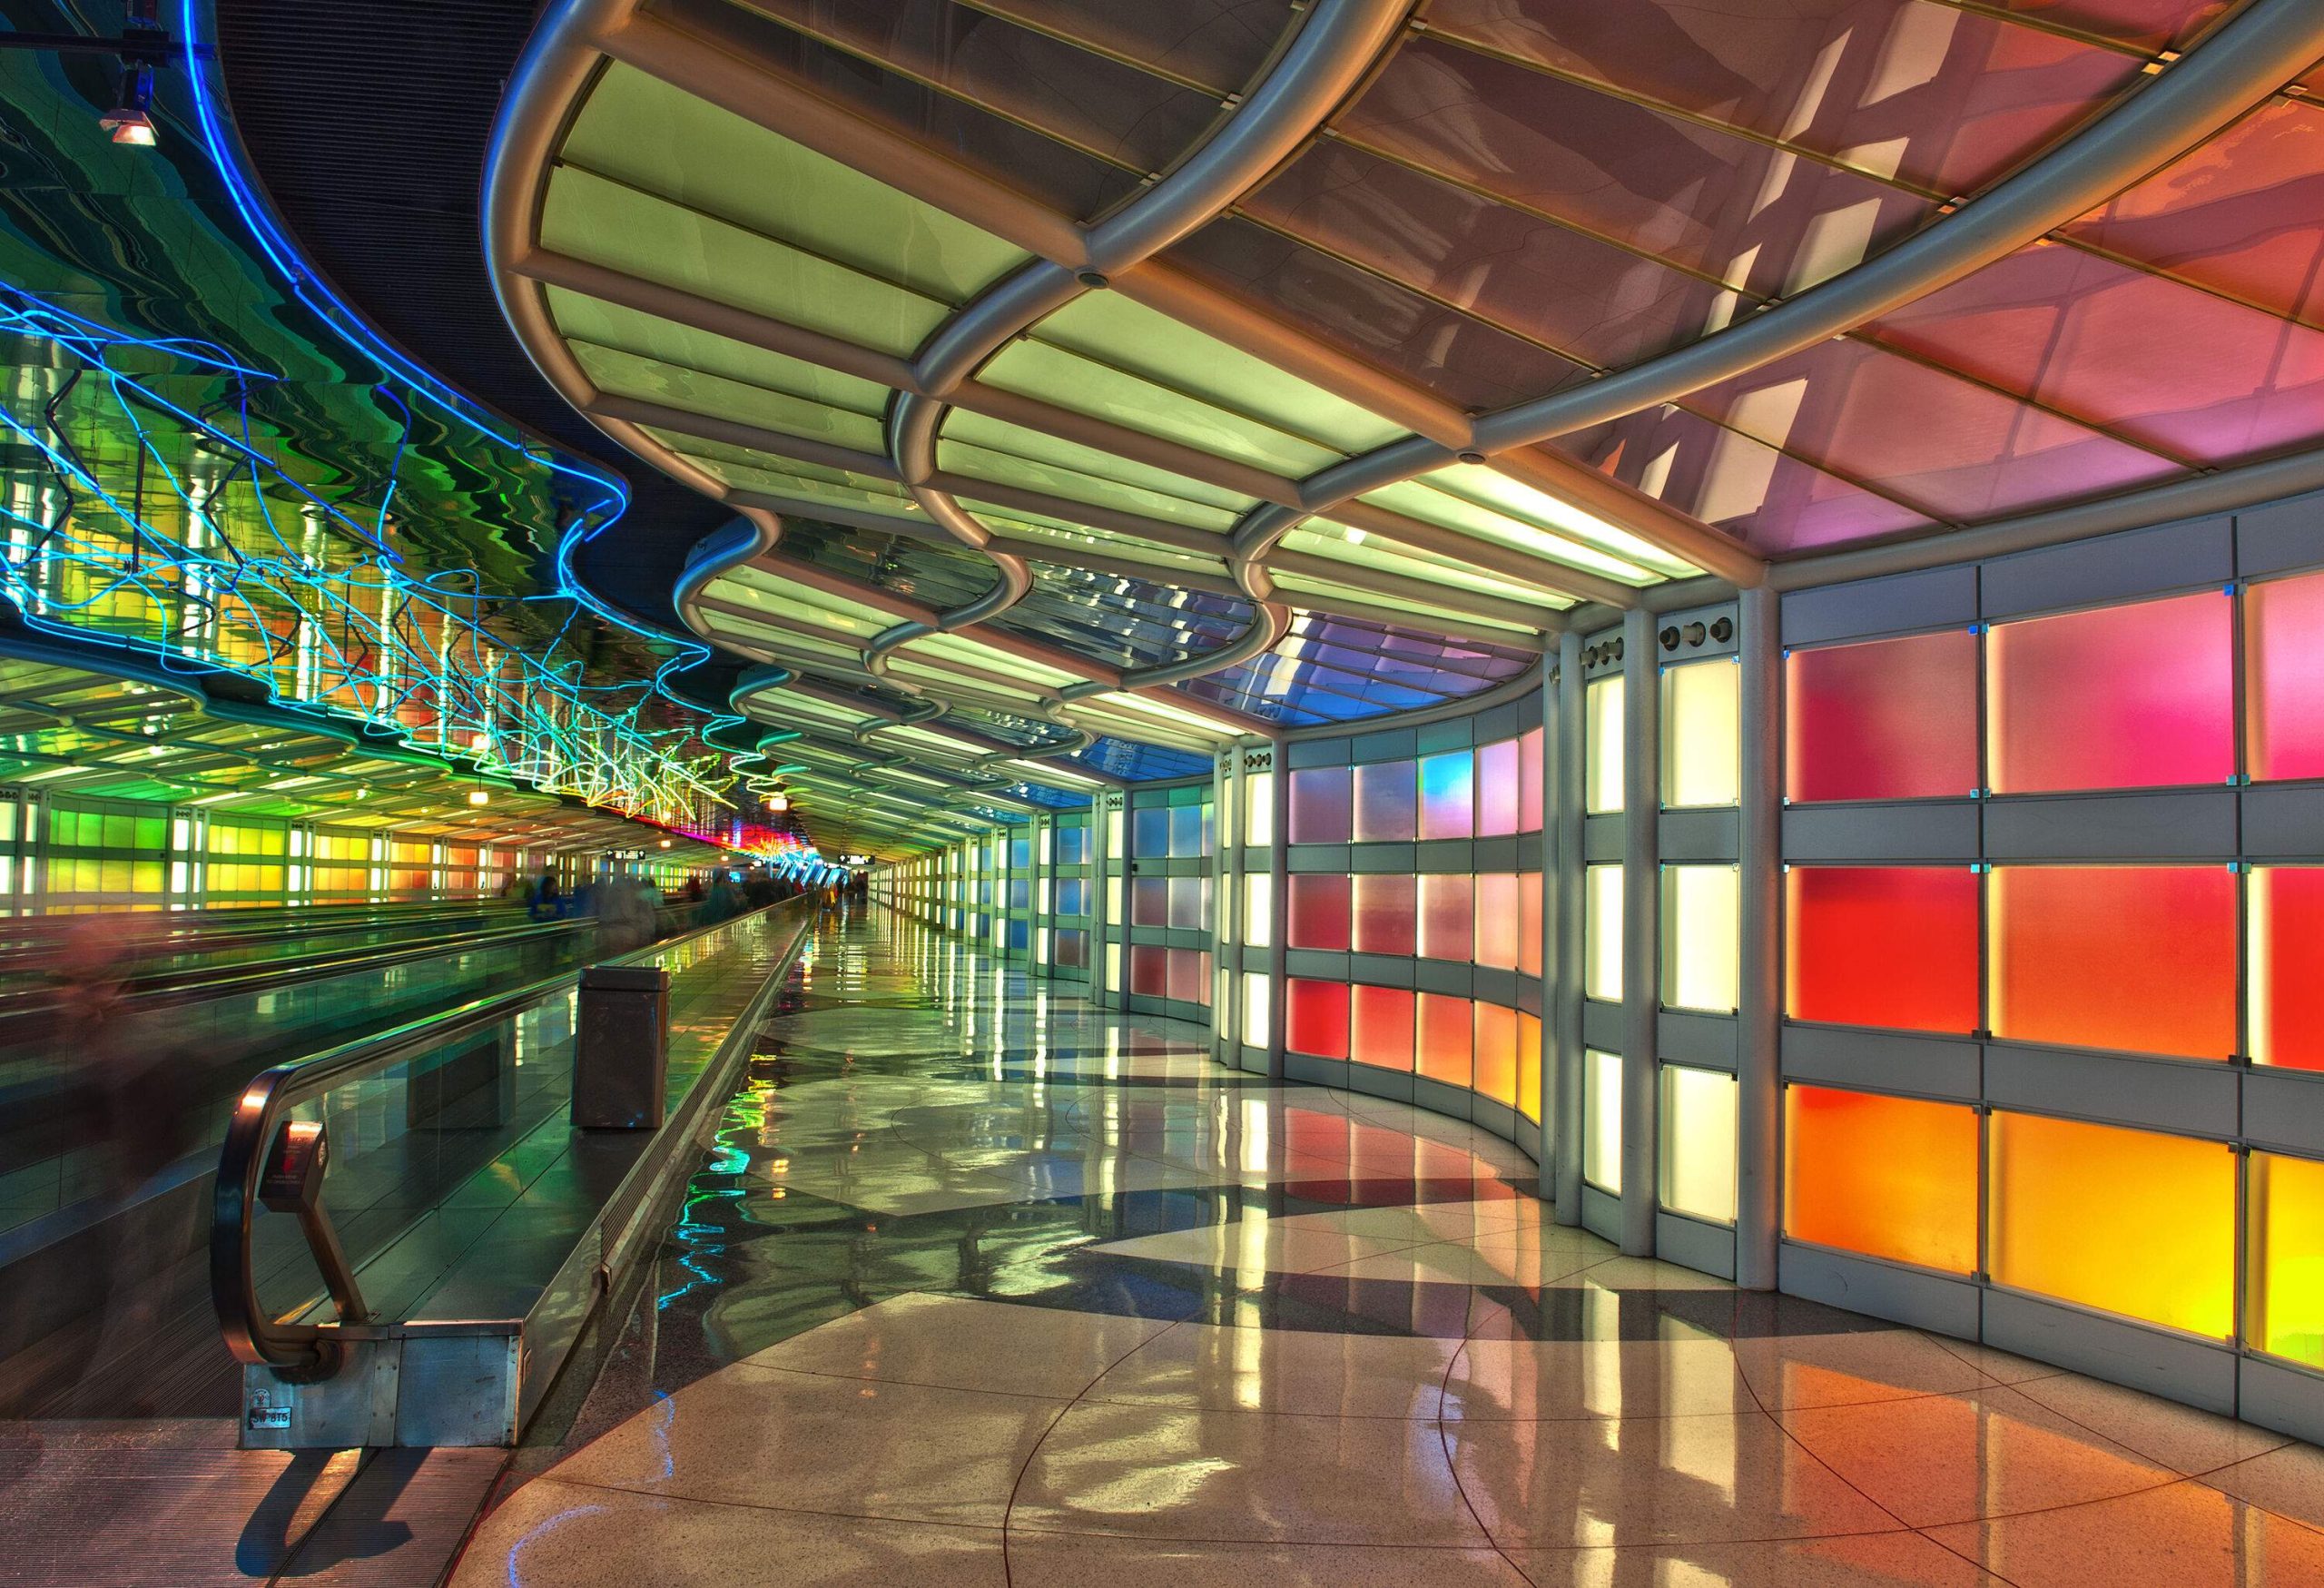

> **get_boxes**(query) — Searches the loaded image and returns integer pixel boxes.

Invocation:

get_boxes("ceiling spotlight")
[101,64,157,147]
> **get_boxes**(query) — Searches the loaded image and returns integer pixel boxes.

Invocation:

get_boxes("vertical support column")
[1734,584,1782,1288]
[1217,748,1243,1064]
[1551,632,1586,1223]
[1620,606,1659,1258]
[1266,743,1290,1080]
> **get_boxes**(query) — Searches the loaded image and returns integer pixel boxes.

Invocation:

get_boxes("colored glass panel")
[1419,751,1476,840]
[1130,876,1169,926]
[1244,771,1275,847]
[1783,1087,1978,1273]
[1989,865,2236,1059]
[1660,1067,1737,1225]
[1786,629,1978,802]
[1477,739,1520,836]
[1287,978,1350,1060]
[1989,591,2233,794]
[1168,804,1208,858]
[1286,873,1351,951]
[1129,944,1167,996]
[1167,877,1208,931]
[2251,1150,2324,1371]
[1518,872,1543,979]
[1242,972,1271,1047]
[1351,984,1416,1071]
[1584,1050,1622,1193]
[1131,807,1171,858]
[1353,759,1418,842]
[1662,865,1739,1013]
[1418,873,1474,961]
[1167,948,1210,1004]
[1585,864,1622,1001]
[1352,873,1417,956]
[1586,675,1625,814]
[1474,873,1521,971]
[2253,865,2324,1070]
[1287,766,1352,843]
[2249,571,2324,783]
[1243,874,1273,949]
[1786,866,1979,1033]
[1473,1001,1519,1109]
[1990,1111,2235,1337]
[1416,992,1473,1088]
[1517,1012,1542,1124]
[1519,726,1545,833]
[1663,659,1739,808]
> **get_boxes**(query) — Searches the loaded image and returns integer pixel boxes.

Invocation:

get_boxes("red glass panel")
[1288,766,1352,844]
[1473,1001,1519,1109]
[1129,944,1167,997]
[2255,866,2324,1071]
[1287,978,1350,1060]
[1350,984,1416,1071]
[1474,873,1521,972]
[1787,629,1978,802]
[1786,867,1980,1034]
[1518,873,1543,979]
[1353,759,1418,842]
[1476,740,1520,836]
[1989,591,2233,794]
[2249,572,2324,783]
[1416,992,1472,1088]
[1991,865,2237,1059]
[1519,726,1544,833]
[1352,873,1417,957]
[1286,873,1351,952]
[1419,873,1474,961]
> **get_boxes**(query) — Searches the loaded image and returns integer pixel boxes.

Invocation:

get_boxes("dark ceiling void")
[212,0,730,630]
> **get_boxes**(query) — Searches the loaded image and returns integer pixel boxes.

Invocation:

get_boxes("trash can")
[573,964,671,1129]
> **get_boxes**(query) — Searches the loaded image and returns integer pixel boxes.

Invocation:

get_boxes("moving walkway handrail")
[212,903,782,1373]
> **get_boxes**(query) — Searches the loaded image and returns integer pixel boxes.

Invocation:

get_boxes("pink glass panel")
[1518,872,1543,979]
[1130,877,1169,927]
[1286,873,1351,952]
[1288,766,1352,844]
[1476,740,1521,836]
[1994,1,2221,50]
[1787,629,1979,802]
[1519,727,1545,832]
[1419,752,1476,840]
[1416,993,1473,1087]
[1287,978,1350,1060]
[1352,873,1418,957]
[1473,1002,1519,1109]
[1350,985,1416,1071]
[1353,759,1418,842]
[1474,873,1520,971]
[1989,591,2233,794]
[2249,571,2324,783]
[1167,948,1210,1005]
[1129,945,1167,997]
[1419,874,1474,961]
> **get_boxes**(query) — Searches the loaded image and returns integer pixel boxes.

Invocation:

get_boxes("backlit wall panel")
[1663,659,1740,808]
[1287,977,1350,1060]
[1287,873,1351,951]
[1586,675,1624,814]
[1477,738,1520,835]
[1419,752,1475,840]
[1419,873,1473,961]
[1350,985,1414,1070]
[1354,759,1418,842]
[1583,1049,1621,1193]
[2248,570,2324,783]
[1988,591,2234,794]
[1662,864,1739,1013]
[1417,992,1472,1088]
[1474,873,1520,971]
[2251,865,2324,1070]
[1990,1110,2235,1338]
[1585,863,1622,1001]
[1288,766,1352,844]
[1473,1001,1518,1109]
[1989,864,2236,1059]
[1660,1067,1737,1225]
[2251,1150,2324,1371]
[1783,1087,1978,1274]
[1785,866,1979,1033]
[1786,628,1977,802]
[1353,873,1418,956]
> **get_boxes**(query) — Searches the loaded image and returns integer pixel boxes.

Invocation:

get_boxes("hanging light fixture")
[99,62,157,146]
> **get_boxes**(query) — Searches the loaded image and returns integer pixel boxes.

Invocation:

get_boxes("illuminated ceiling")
[481,0,2324,855]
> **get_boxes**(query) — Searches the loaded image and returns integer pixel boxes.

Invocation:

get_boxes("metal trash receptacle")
[574,963,671,1128]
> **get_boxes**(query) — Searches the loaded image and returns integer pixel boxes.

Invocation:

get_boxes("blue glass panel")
[1009,781,1090,809]
[1057,878,1088,915]
[994,564,1256,672]
[1168,804,1206,857]
[1009,838,1032,868]
[1131,807,1171,857]
[1056,824,1089,865]
[1008,878,1030,909]
[1071,736,1212,782]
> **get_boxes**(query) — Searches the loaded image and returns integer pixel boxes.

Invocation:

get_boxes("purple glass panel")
[1353,760,1419,843]
[1423,0,2147,198]
[1871,245,2324,468]
[1477,740,1521,837]
[1353,873,1419,957]
[1288,766,1353,844]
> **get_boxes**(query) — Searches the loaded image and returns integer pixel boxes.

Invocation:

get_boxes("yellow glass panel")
[1990,1112,2234,1338]
[1517,1011,1543,1125]
[1584,1049,1623,1193]
[1243,874,1272,949]
[1662,864,1740,1012]
[2251,1150,2324,1370]
[1585,864,1622,1001]
[1659,1066,1738,1224]
[1662,659,1740,808]
[1585,675,1625,814]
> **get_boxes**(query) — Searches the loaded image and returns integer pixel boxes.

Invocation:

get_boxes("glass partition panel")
[1786,629,1977,802]
[1659,1066,1737,1224]
[1988,591,2233,794]
[1662,659,1739,808]
[1786,866,1978,1033]
[1989,865,2235,1060]
[1784,1086,1978,1273]
[1353,759,1418,842]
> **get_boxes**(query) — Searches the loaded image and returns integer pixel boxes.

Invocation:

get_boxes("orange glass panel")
[1990,1111,2235,1337]
[1517,871,1543,978]
[1989,591,2234,794]
[1786,629,1976,802]
[1784,1087,1977,1274]
[1473,1001,1519,1108]
[1516,1011,1542,1122]
[1519,725,1545,833]
[2250,571,2324,782]
[2251,1150,2324,1371]
[1417,992,1472,1087]
[1989,865,2236,1059]
[2254,866,2324,1070]
[1786,866,1978,1033]
[1350,984,1416,1071]
[1474,873,1520,970]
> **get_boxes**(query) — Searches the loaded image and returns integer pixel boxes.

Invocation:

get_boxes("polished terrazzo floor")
[453,907,2324,1586]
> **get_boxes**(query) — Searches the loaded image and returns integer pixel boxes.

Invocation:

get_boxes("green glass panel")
[909,632,1084,687]
[953,498,1217,572]
[1270,574,1541,636]
[1286,524,1571,607]
[942,411,1250,513]
[550,289,891,414]
[1426,461,1699,577]
[542,166,945,356]
[563,64,1029,304]
[936,439,1239,531]
[701,611,870,665]
[134,815,165,848]
[1360,477,1663,585]
[574,340,886,453]
[721,566,901,634]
